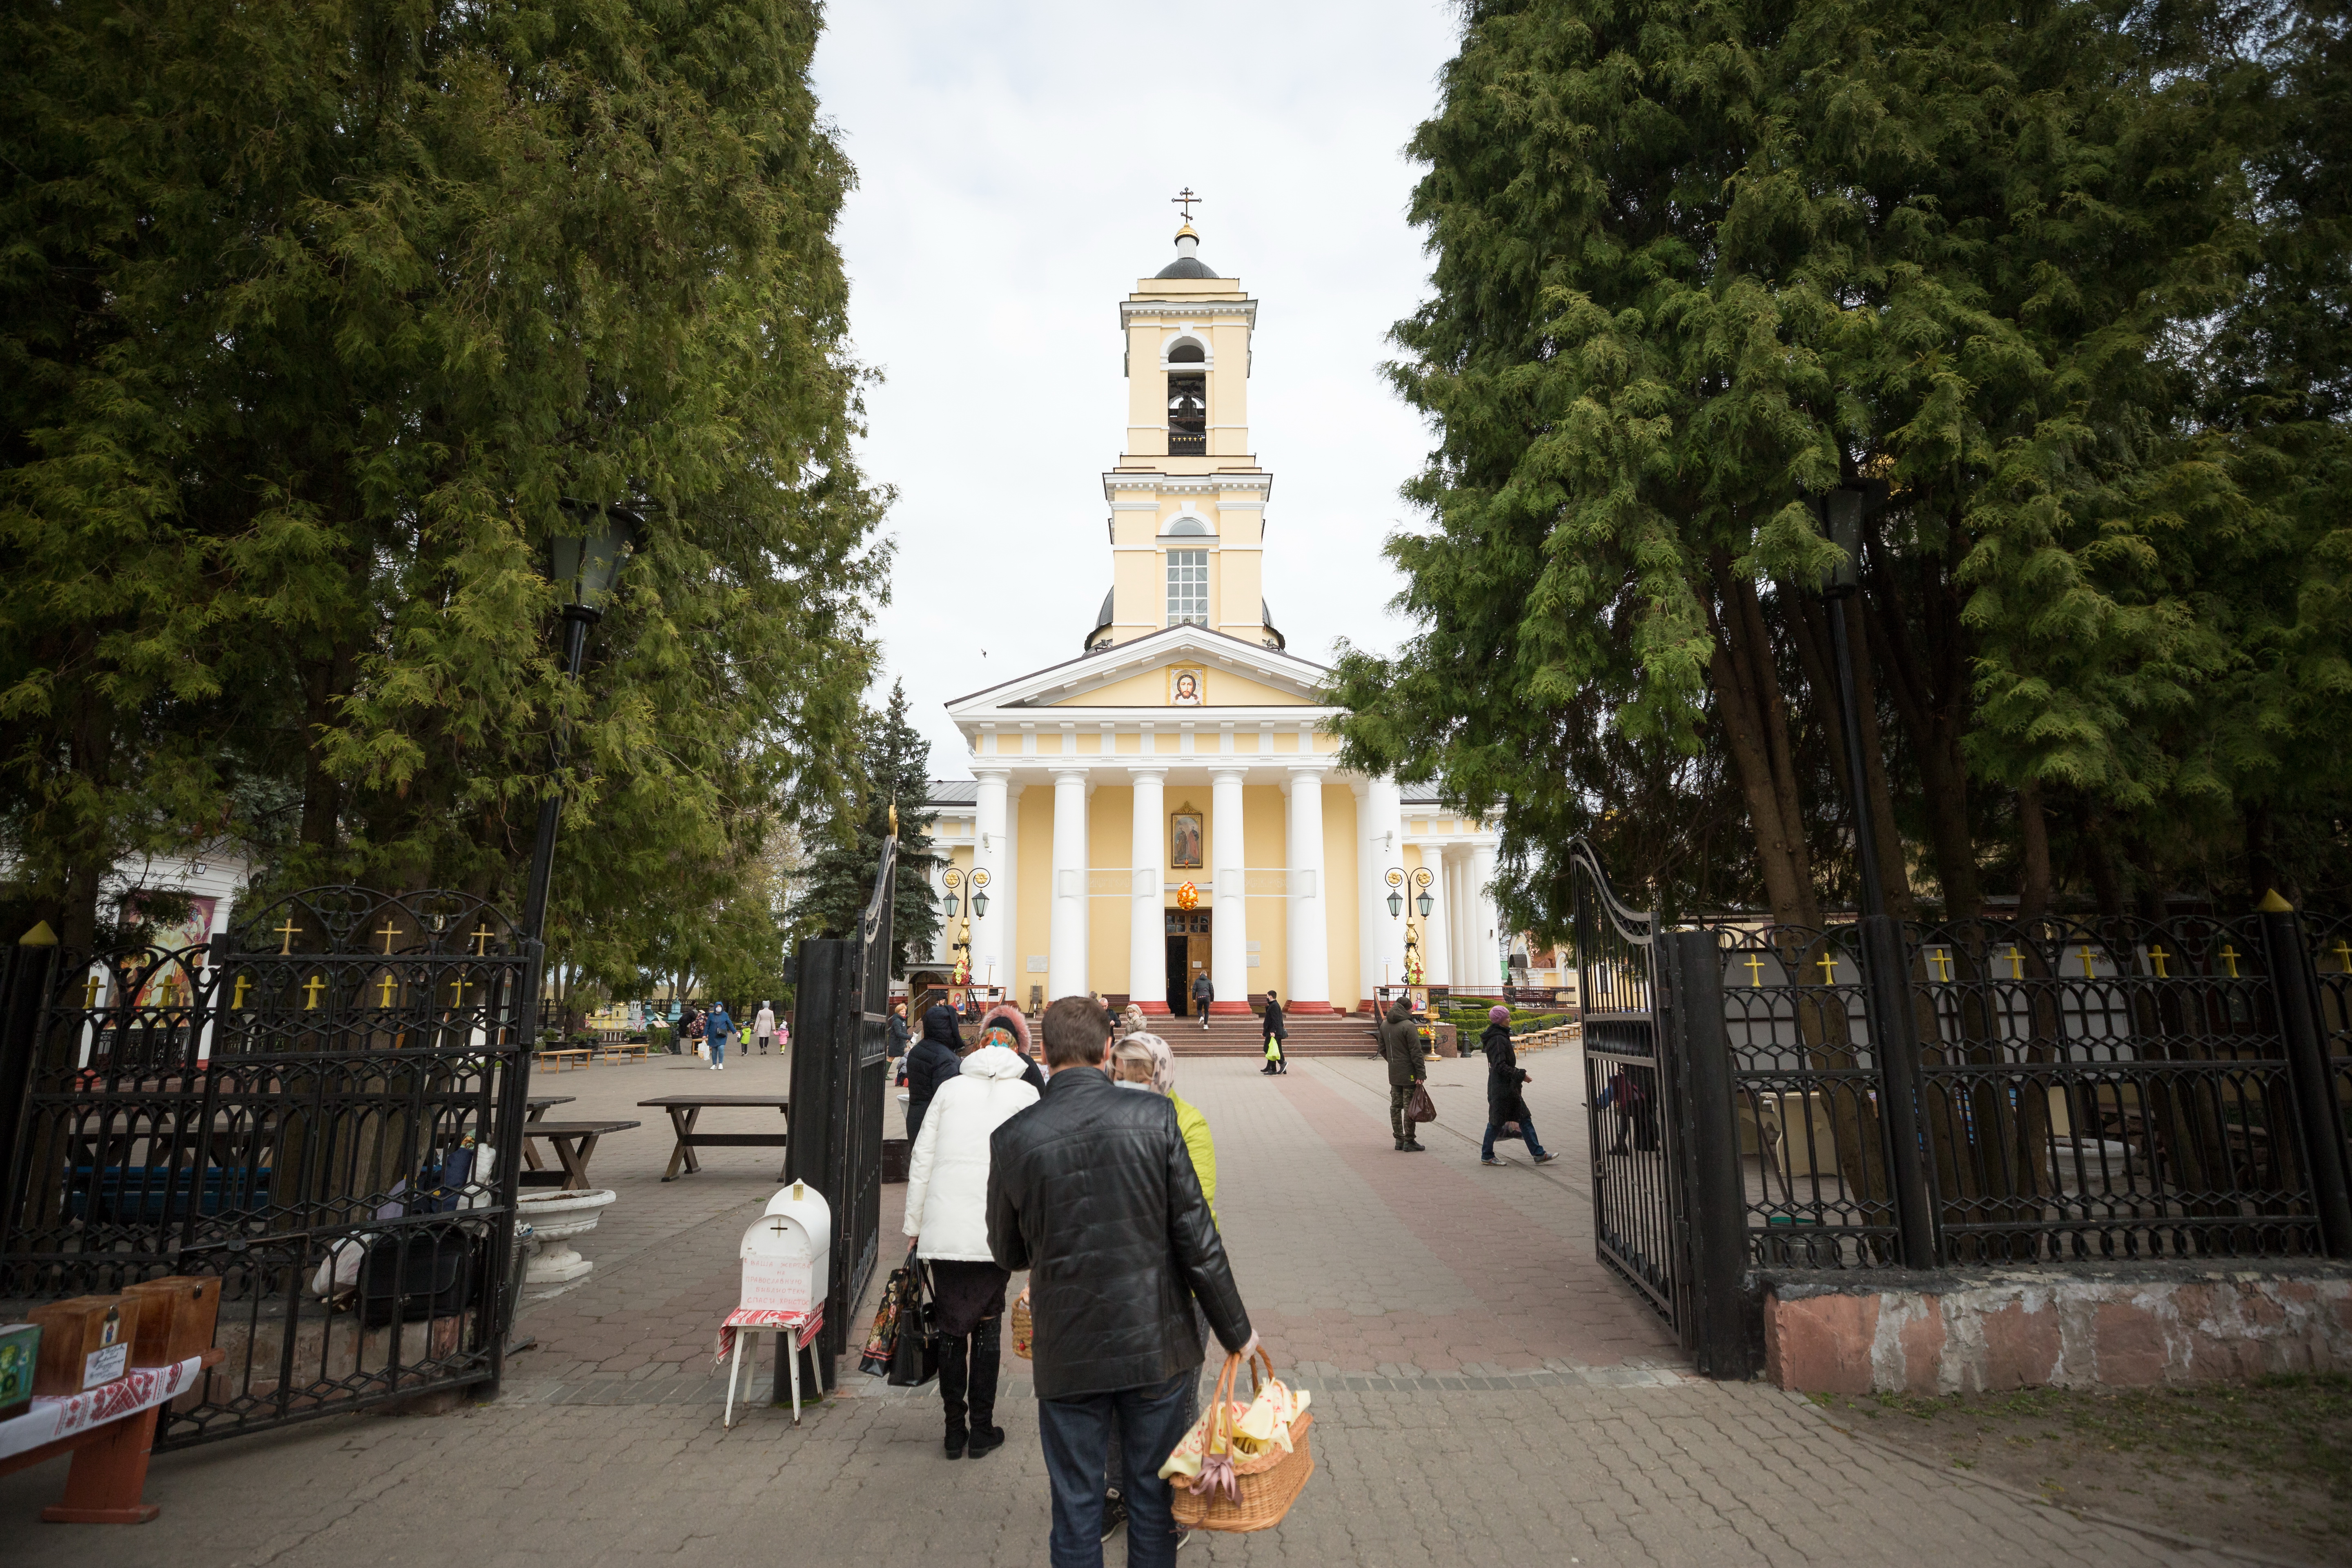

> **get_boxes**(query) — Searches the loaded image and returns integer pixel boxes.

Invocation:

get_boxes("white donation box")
[739,1181,832,1318]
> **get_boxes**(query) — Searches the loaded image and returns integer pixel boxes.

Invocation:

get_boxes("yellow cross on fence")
[450,975,473,1007]
[1928,948,1953,981]
[2004,945,2024,979]
[2078,946,2099,979]
[301,973,328,1009]
[1742,953,1766,986]
[274,917,302,955]
[470,924,495,956]
[376,920,403,954]
[2147,944,2171,978]
[2218,943,2241,979]
[1815,951,1840,984]
[2332,940,2351,973]
[231,974,252,1009]
[82,974,103,1009]
[377,973,399,1008]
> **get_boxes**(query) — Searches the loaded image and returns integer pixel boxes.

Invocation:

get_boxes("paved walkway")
[3,1041,2242,1566]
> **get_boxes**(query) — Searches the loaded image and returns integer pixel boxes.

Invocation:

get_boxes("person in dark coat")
[1480,1005,1559,1166]
[1189,969,1212,1030]
[988,996,1255,1568]
[1258,989,1286,1074]
[1378,998,1429,1151]
[906,1003,965,1145]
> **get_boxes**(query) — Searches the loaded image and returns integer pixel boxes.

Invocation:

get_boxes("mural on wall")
[121,892,217,1008]
[1168,665,1206,706]
[1169,806,1205,871]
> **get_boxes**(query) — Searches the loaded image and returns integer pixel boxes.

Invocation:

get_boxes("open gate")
[0,888,535,1448]
[1570,841,1689,1342]
[787,832,895,1390]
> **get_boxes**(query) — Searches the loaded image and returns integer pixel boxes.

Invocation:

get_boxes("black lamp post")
[521,501,639,951]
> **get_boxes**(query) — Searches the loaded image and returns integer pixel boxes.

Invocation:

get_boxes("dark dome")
[1154,256,1220,279]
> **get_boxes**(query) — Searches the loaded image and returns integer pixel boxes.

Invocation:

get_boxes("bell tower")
[1087,200,1283,653]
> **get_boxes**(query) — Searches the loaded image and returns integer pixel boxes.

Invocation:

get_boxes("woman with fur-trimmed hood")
[974,1003,1046,1094]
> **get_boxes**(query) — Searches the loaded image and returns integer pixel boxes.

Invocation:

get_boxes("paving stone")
[0,1049,2244,1565]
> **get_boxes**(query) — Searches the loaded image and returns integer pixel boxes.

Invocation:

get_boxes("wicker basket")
[1169,1350,1315,1533]
[1010,1294,1033,1360]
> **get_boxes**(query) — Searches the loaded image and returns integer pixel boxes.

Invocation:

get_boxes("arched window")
[1166,550,1208,626]
[1164,516,1211,536]
[1167,352,1206,455]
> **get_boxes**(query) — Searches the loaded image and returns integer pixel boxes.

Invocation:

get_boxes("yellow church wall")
[1241,786,1289,996]
[1322,784,1361,1009]
[1087,785,1133,996]
[1014,788,1055,1004]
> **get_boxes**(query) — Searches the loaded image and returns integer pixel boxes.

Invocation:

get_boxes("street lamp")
[938,867,989,983]
[521,501,640,949]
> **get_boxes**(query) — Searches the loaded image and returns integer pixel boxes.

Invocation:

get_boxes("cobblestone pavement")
[2,1043,2244,1566]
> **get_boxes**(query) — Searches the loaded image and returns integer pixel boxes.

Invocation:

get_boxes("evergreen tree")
[788,682,941,977]
[1,1,885,954]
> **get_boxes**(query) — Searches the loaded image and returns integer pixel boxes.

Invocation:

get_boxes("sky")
[809,1,1465,781]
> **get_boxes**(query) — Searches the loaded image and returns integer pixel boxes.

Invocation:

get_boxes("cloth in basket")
[1160,1347,1316,1532]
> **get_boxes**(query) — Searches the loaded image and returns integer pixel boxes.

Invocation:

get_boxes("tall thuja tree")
[788,683,941,977]
[1,1,885,948]
[1333,0,2257,931]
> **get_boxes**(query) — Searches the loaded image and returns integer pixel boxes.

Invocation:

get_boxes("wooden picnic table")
[520,1096,575,1173]
[519,1118,641,1189]
[636,1095,790,1183]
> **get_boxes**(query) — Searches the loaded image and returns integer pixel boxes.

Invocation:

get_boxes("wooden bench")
[518,1119,642,1189]
[0,1351,219,1523]
[597,1041,650,1064]
[535,1048,593,1071]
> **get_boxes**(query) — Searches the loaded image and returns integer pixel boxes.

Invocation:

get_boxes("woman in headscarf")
[903,1023,1040,1459]
[1117,1002,1147,1041]
[973,1002,1045,1092]
[904,1003,965,1145]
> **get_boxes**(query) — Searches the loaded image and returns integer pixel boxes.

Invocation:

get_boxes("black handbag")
[885,1261,939,1388]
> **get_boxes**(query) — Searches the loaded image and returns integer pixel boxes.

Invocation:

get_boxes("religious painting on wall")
[120,892,217,1009]
[1169,807,1205,871]
[1168,665,1206,706]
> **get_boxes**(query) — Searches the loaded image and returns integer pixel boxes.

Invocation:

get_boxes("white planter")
[516,1188,617,1283]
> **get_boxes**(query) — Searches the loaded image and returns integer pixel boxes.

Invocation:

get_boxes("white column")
[1470,840,1501,988]
[971,767,1009,986]
[1284,764,1330,1008]
[1209,768,1247,1013]
[999,783,1022,996]
[1048,765,1089,1001]
[1351,780,1375,1013]
[1422,846,1452,987]
[1363,775,1404,1003]
[1129,767,1167,1012]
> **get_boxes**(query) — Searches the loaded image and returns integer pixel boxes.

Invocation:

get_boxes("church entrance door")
[1165,909,1211,1013]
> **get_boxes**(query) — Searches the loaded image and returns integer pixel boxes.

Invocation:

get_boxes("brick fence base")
[1760,1263,2352,1395]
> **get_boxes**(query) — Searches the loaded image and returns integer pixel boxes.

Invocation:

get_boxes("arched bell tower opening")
[1166,340,1206,455]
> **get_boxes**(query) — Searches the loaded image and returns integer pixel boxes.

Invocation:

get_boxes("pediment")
[945,625,1331,715]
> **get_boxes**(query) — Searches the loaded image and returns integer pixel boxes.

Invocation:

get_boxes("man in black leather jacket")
[989,995,1255,1568]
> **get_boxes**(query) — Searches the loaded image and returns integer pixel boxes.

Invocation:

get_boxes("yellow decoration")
[2147,944,2171,978]
[2332,940,2351,974]
[301,973,328,1009]
[2218,943,2241,979]
[1815,951,1839,985]
[450,975,474,1006]
[470,923,495,956]
[2078,947,2098,979]
[1927,948,1953,982]
[232,974,252,1009]
[377,973,399,1007]
[1743,953,1766,987]
[1176,881,1201,912]
[274,917,302,955]
[376,920,402,954]
[2004,945,2024,979]
[2257,888,2294,913]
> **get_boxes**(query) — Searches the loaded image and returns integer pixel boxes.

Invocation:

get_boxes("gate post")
[2258,898,2352,1258]
[1662,929,1755,1378]
[0,927,62,1251]
[786,937,855,1393]
[1860,914,1939,1269]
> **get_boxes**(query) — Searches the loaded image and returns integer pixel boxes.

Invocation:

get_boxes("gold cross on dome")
[1171,186,1201,221]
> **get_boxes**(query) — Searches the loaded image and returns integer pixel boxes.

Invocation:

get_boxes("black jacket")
[1190,973,1213,1004]
[988,1066,1250,1399]
[1261,997,1285,1038]
[904,1005,964,1144]
[1482,1021,1529,1123]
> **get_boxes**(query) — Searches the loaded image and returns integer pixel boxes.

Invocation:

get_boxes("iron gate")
[787,832,894,1390]
[1569,841,1685,1335]
[0,887,535,1448]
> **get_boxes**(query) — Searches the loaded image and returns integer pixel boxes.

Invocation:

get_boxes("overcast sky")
[810,1,1463,780]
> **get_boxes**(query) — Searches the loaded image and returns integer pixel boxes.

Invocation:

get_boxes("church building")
[922,219,1504,1016]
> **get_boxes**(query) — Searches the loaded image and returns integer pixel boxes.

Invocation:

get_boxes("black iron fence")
[1570,840,2352,1377]
[0,888,536,1448]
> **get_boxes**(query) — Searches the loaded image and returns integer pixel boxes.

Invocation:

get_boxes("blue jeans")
[709,1033,727,1065]
[1038,1368,1194,1568]
[1482,1116,1548,1159]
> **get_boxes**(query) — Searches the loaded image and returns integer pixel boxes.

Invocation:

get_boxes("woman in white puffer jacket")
[902,1034,1039,1460]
